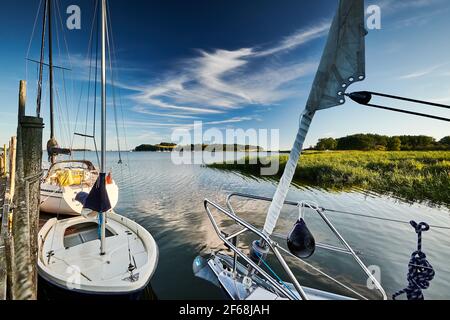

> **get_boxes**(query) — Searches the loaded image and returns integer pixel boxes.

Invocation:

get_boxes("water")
[56,151,450,300]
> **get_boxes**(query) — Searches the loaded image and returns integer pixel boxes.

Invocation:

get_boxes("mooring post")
[0,170,7,300]
[1,145,6,177]
[11,80,44,300]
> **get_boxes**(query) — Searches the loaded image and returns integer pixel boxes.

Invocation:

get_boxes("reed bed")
[209,151,450,207]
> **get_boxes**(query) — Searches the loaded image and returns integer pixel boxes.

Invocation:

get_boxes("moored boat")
[38,0,159,298]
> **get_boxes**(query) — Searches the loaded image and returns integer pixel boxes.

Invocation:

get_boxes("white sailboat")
[194,0,388,300]
[38,0,158,297]
[37,0,118,216]
[40,160,119,216]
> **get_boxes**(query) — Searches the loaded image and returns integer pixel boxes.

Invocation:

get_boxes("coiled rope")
[392,221,435,300]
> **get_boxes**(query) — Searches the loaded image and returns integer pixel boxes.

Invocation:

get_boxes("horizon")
[1,0,449,150]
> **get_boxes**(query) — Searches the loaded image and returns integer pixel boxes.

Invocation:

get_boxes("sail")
[306,0,366,112]
[82,173,112,213]
[263,0,367,236]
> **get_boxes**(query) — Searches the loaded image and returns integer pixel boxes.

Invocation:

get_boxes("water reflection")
[47,152,450,300]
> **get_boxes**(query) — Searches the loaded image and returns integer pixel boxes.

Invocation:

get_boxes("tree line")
[314,134,450,151]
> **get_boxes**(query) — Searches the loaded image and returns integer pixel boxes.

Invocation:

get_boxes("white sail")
[263,0,367,236]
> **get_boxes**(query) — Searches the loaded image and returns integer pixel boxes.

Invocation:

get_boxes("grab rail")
[204,193,387,300]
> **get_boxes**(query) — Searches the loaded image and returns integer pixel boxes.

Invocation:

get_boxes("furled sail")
[46,138,71,162]
[82,173,112,213]
[263,0,367,236]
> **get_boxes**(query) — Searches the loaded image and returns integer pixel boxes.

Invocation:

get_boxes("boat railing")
[204,193,387,300]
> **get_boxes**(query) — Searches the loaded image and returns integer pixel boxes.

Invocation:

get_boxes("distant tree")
[439,136,450,148]
[135,144,157,152]
[387,137,402,151]
[398,135,436,150]
[337,134,376,151]
[316,138,337,151]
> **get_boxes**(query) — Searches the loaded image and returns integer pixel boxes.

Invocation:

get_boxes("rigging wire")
[347,91,450,122]
[55,0,74,148]
[83,17,96,161]
[52,0,71,148]
[25,0,44,84]
[321,207,450,231]
[105,10,123,164]
[106,1,138,206]
[366,91,450,110]
[70,0,98,153]
[92,3,101,168]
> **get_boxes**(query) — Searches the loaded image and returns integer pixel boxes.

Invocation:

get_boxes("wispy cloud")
[374,0,447,14]
[398,63,447,80]
[255,22,330,57]
[131,22,329,121]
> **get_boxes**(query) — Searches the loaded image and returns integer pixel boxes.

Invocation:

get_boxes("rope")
[392,221,435,300]
[254,251,297,299]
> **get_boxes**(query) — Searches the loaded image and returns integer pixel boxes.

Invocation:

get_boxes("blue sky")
[0,0,449,150]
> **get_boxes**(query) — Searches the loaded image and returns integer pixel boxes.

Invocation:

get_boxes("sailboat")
[38,0,158,297]
[194,0,388,300]
[37,0,118,216]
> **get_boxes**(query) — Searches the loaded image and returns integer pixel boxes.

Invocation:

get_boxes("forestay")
[263,0,367,236]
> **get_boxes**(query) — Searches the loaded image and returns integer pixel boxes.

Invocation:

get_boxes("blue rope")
[393,221,435,300]
[254,251,297,299]
[98,212,103,239]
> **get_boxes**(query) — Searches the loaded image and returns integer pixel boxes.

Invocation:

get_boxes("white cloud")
[131,22,329,121]
[255,22,330,57]
[398,63,447,80]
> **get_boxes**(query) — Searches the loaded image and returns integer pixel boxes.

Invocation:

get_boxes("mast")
[100,0,107,255]
[48,0,56,164]
[36,0,49,117]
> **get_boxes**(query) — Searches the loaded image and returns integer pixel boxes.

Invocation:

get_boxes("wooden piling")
[1,145,6,177]
[10,80,44,300]
[0,174,7,300]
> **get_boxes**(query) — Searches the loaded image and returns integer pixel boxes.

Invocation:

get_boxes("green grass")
[208,151,450,207]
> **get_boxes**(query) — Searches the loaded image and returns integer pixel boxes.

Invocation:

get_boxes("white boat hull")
[38,212,158,295]
[40,182,119,216]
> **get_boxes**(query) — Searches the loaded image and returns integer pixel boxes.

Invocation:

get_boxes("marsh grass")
[209,151,450,207]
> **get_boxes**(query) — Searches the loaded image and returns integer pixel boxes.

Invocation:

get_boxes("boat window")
[64,223,115,248]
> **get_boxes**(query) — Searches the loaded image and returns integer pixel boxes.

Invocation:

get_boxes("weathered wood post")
[12,80,44,300]
[0,170,7,300]
[1,145,6,176]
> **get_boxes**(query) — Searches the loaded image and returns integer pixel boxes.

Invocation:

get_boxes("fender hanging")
[287,203,316,259]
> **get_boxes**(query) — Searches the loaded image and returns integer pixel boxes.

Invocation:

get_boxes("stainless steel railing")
[204,193,387,300]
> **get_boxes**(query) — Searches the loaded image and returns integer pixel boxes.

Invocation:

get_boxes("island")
[134,143,264,153]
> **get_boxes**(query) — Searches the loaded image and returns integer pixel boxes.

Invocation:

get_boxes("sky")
[0,0,449,151]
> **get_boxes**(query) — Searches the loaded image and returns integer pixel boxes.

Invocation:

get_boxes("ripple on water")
[58,152,450,299]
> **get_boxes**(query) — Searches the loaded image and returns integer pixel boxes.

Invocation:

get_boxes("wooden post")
[11,80,44,300]
[1,145,6,176]
[9,138,16,203]
[0,174,7,300]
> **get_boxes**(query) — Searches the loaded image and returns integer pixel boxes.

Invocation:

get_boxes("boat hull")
[38,212,159,296]
[40,182,119,216]
[38,274,157,300]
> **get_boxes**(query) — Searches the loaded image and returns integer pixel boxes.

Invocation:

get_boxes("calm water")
[55,151,450,300]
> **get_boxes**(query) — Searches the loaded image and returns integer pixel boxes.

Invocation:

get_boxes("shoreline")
[208,150,450,207]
